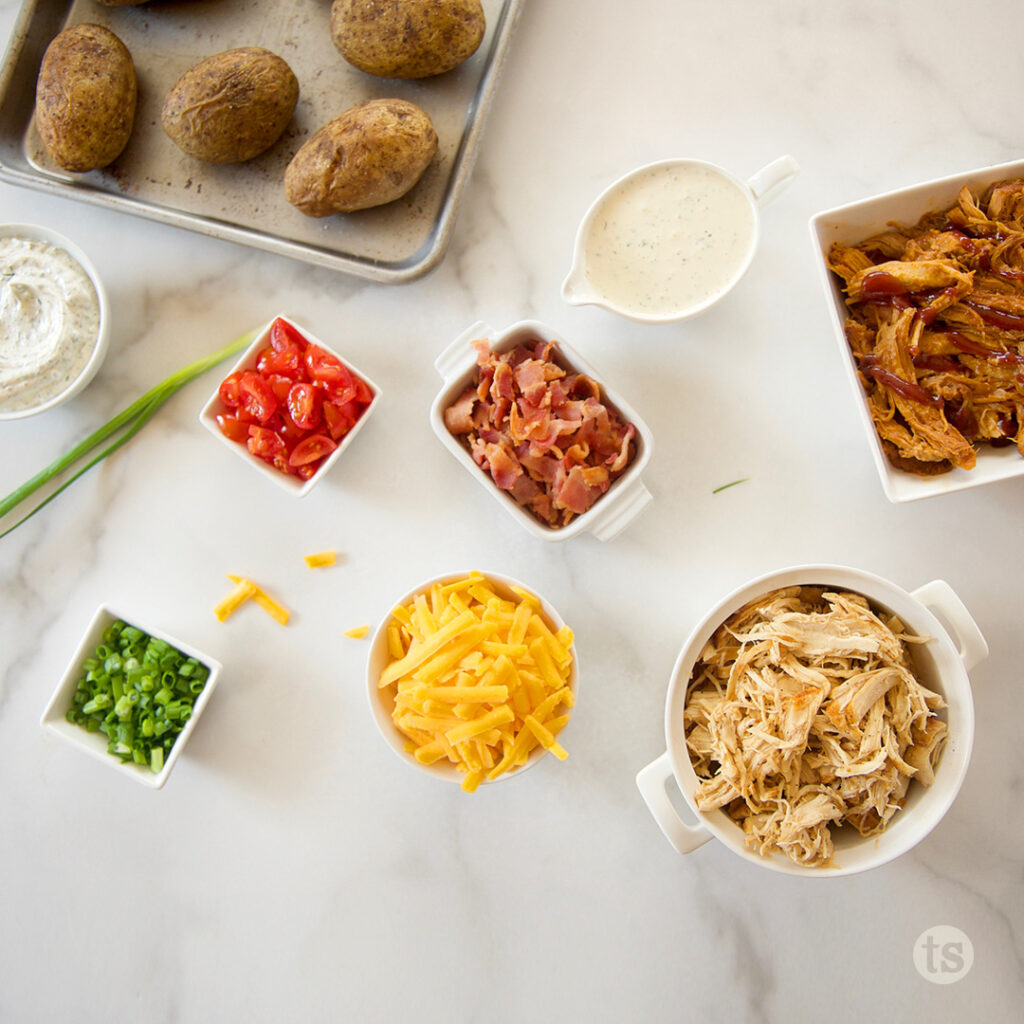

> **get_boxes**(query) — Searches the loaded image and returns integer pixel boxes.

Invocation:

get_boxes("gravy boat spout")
[560,265,602,308]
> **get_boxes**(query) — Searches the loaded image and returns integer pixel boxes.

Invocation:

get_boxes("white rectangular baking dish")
[430,319,653,542]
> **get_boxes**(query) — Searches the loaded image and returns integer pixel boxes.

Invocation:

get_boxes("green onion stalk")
[0,329,255,539]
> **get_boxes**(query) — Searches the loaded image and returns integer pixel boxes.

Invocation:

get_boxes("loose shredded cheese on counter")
[215,574,291,625]
[304,550,336,569]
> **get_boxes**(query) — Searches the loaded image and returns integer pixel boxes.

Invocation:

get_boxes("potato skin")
[284,98,438,216]
[161,47,299,164]
[331,0,486,79]
[35,23,137,173]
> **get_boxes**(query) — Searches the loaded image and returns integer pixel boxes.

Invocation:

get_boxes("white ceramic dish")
[636,564,987,877]
[198,314,380,497]
[562,155,799,323]
[430,319,653,541]
[0,222,109,420]
[41,604,222,789]
[366,570,579,786]
[810,158,1024,502]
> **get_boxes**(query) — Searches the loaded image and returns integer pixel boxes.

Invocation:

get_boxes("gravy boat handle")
[747,154,800,208]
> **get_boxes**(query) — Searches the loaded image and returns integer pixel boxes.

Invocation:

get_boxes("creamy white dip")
[583,163,756,317]
[0,235,101,412]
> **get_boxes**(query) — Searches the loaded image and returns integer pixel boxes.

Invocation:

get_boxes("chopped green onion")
[65,619,210,774]
[0,329,255,539]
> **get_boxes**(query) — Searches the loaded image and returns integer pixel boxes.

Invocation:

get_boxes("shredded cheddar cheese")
[304,549,337,569]
[379,572,574,791]
[216,574,291,625]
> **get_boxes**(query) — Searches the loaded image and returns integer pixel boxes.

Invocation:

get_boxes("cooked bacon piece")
[444,337,638,527]
[828,178,1024,474]
[483,441,521,491]
[444,386,478,434]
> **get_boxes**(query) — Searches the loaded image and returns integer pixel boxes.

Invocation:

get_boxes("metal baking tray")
[0,0,523,283]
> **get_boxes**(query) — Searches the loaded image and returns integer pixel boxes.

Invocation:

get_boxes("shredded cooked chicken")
[828,179,1024,475]
[684,587,946,868]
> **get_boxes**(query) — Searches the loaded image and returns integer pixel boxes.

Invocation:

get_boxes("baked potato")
[161,47,299,164]
[34,23,137,173]
[284,98,438,216]
[330,0,486,79]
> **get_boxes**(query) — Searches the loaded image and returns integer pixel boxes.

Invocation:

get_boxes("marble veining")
[1,1,1023,1021]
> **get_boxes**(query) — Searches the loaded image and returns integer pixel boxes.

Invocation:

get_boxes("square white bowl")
[810,158,1024,503]
[199,314,381,497]
[430,319,653,541]
[41,605,222,789]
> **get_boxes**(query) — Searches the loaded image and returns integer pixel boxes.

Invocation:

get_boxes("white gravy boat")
[562,155,799,324]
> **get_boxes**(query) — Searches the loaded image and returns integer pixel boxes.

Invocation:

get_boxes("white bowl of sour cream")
[0,224,109,419]
[562,156,799,324]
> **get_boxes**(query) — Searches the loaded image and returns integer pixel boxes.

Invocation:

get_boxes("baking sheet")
[0,0,523,282]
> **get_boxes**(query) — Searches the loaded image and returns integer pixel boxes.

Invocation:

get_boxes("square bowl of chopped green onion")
[41,606,222,788]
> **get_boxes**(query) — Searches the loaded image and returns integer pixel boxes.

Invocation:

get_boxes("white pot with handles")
[636,564,988,876]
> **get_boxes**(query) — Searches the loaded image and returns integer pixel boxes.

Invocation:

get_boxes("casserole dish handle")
[911,580,988,671]
[586,476,652,541]
[434,320,494,382]
[636,751,713,855]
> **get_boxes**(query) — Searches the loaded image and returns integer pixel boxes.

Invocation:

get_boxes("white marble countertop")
[1,1,1022,1020]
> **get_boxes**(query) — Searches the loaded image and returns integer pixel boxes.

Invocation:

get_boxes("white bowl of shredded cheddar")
[636,565,987,876]
[367,570,578,792]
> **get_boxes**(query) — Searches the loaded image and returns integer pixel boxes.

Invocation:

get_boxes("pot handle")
[636,751,713,854]
[434,320,494,382]
[911,579,989,672]
[746,154,800,208]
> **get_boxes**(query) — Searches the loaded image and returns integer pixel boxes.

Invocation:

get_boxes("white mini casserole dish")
[810,158,1024,502]
[430,319,653,541]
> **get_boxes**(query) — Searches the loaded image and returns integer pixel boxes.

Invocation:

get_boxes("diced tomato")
[289,434,336,467]
[257,345,301,376]
[238,371,277,423]
[305,344,353,388]
[322,400,357,440]
[271,454,297,477]
[265,374,294,403]
[353,377,373,405]
[247,426,286,460]
[270,317,307,353]
[296,463,318,480]
[274,411,307,445]
[218,371,244,408]
[216,413,250,444]
[287,382,322,431]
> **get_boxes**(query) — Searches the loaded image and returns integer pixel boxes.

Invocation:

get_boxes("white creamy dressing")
[0,236,100,412]
[583,163,756,317]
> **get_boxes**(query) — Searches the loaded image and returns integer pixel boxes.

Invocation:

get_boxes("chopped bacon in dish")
[443,337,637,528]
[685,587,945,868]
[828,179,1024,475]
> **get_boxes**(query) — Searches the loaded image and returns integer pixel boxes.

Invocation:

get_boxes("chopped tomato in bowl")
[199,315,379,496]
